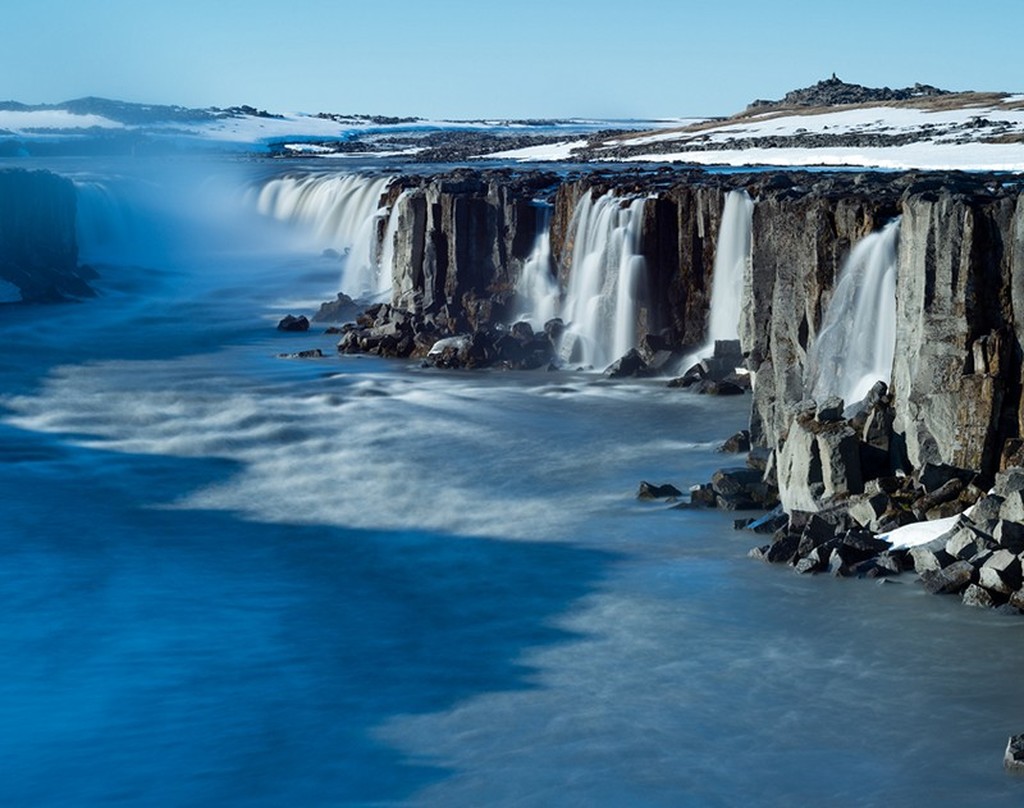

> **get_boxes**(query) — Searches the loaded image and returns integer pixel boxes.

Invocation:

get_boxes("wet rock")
[689,484,717,508]
[692,379,746,395]
[711,467,762,498]
[962,584,996,609]
[765,531,801,564]
[1006,735,1024,773]
[277,348,324,359]
[312,293,360,323]
[277,314,310,332]
[604,348,648,379]
[719,430,752,453]
[919,560,977,595]
[637,481,683,500]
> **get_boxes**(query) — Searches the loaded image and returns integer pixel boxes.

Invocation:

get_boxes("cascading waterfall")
[679,189,755,371]
[254,173,395,300]
[707,190,754,345]
[514,202,559,328]
[559,191,647,369]
[805,218,900,407]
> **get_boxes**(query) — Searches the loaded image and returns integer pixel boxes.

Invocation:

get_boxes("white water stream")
[806,219,900,406]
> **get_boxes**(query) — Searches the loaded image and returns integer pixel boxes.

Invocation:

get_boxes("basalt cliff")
[344,167,1024,493]
[321,166,1024,608]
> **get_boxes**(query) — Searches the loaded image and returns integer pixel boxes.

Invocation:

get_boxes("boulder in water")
[277,314,310,332]
[313,293,360,323]
[637,481,683,500]
[604,349,647,379]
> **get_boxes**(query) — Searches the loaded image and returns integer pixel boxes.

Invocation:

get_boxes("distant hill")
[747,75,953,111]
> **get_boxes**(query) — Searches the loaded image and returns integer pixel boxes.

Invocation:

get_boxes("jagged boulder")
[277,314,310,332]
[637,481,683,500]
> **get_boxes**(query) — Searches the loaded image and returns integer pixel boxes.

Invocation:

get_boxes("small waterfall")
[559,191,647,368]
[255,173,395,300]
[514,202,559,328]
[707,190,754,344]
[805,218,900,407]
[678,189,754,372]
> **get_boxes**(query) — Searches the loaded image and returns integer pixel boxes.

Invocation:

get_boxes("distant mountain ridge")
[0,97,283,125]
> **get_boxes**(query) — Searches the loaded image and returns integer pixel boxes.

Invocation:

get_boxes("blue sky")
[7,0,1024,118]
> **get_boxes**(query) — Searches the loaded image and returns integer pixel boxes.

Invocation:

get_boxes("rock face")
[384,170,558,328]
[891,186,1024,484]
[0,169,86,302]
[327,167,1024,530]
[741,176,902,448]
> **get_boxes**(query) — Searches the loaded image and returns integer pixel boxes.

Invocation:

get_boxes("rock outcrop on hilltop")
[0,169,91,302]
[747,75,952,110]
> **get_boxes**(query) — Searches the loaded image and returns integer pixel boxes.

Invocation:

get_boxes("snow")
[619,142,1024,172]
[0,110,124,132]
[879,514,960,550]
[479,139,589,161]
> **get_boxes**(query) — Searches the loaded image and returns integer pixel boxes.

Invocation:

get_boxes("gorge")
[6,157,1024,803]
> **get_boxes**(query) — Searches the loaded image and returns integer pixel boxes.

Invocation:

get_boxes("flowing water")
[707,189,754,346]
[679,189,753,372]
[515,202,559,328]
[2,161,1024,806]
[559,191,647,369]
[254,172,395,300]
[806,219,900,407]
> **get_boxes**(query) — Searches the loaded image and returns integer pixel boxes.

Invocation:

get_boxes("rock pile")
[752,461,1024,612]
[335,302,559,369]
[748,76,951,110]
[668,340,751,395]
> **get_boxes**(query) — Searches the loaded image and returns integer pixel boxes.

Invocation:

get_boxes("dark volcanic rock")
[313,293,360,323]
[747,76,951,110]
[277,314,310,332]
[637,481,684,500]
[604,349,648,378]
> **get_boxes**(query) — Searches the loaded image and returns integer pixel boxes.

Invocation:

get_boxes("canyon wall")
[384,171,557,328]
[0,168,87,302]
[378,167,1024,502]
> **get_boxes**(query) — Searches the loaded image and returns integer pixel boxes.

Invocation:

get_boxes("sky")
[7,0,1024,119]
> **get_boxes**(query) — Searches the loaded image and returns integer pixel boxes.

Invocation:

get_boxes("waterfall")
[559,191,647,368]
[677,189,754,372]
[254,173,395,300]
[805,218,900,407]
[707,190,754,344]
[514,202,559,328]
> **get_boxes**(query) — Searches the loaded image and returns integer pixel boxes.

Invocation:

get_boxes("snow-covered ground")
[491,95,1024,171]
[3,95,1024,170]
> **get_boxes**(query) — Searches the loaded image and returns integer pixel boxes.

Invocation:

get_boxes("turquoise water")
[3,160,1024,806]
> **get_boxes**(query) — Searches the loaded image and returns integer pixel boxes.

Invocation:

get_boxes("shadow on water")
[0,423,613,807]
